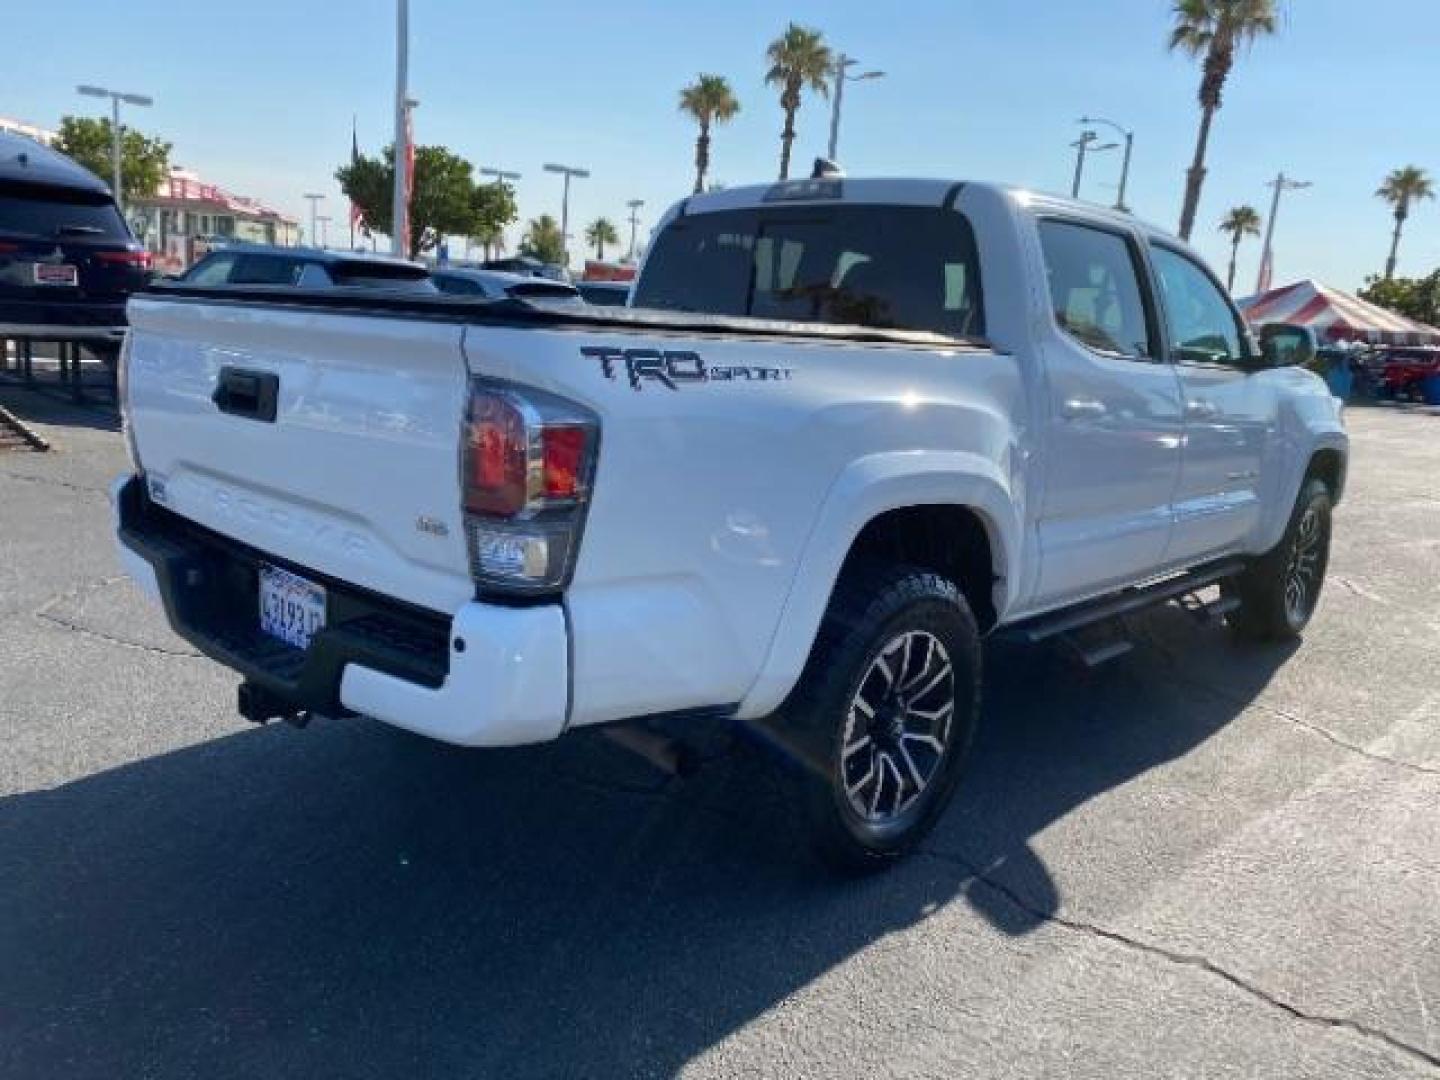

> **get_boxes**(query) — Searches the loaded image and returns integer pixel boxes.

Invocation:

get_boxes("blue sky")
[5,1,1437,291]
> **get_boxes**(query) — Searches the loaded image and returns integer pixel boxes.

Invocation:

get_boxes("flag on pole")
[349,116,363,247]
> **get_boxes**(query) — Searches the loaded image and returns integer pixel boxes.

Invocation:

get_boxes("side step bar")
[1005,559,1246,664]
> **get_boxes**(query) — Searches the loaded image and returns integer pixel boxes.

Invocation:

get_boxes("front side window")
[1150,245,1244,365]
[633,205,984,338]
[230,254,306,285]
[433,274,484,296]
[1037,219,1153,359]
[183,253,237,285]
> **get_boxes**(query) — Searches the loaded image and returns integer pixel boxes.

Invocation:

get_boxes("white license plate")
[258,566,326,649]
[33,263,78,286]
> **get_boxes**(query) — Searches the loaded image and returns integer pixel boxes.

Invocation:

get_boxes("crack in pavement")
[29,574,203,660]
[922,847,1440,1074]
[0,470,108,497]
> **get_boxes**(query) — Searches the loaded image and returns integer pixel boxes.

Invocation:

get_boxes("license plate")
[33,263,78,286]
[258,566,326,649]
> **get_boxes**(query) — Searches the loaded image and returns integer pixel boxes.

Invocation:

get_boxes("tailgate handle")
[212,367,279,423]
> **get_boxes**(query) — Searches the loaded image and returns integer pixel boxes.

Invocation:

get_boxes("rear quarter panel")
[464,326,1025,726]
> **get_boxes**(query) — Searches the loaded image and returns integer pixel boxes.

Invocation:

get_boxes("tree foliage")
[584,217,620,261]
[519,214,566,265]
[680,74,740,194]
[1358,270,1440,328]
[335,144,516,255]
[765,23,831,180]
[1167,0,1280,240]
[53,116,171,202]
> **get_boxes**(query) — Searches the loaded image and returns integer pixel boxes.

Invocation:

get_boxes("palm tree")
[519,214,565,266]
[1376,166,1435,280]
[1217,205,1262,293]
[679,74,741,195]
[1169,0,1280,240]
[470,221,506,262]
[765,23,832,180]
[584,217,620,262]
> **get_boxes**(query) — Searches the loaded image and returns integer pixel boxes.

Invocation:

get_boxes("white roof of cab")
[678,176,1182,250]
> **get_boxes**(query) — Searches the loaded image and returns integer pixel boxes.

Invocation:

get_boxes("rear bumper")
[111,474,569,746]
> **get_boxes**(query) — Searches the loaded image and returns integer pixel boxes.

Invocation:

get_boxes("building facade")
[130,167,299,272]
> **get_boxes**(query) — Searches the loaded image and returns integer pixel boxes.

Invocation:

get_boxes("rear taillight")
[461,382,598,594]
[0,241,20,254]
[95,249,153,269]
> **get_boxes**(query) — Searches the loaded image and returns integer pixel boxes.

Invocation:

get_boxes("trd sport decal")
[581,346,793,390]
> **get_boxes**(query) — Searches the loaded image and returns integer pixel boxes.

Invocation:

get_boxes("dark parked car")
[181,245,435,291]
[576,280,630,307]
[431,267,581,302]
[0,132,150,352]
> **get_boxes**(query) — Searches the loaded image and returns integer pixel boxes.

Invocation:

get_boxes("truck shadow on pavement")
[0,605,1295,1078]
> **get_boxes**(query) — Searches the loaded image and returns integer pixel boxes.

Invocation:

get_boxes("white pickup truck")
[114,176,1347,870]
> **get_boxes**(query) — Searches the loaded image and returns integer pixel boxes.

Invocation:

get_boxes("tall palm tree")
[1376,165,1435,280]
[1169,0,1280,240]
[765,23,832,180]
[584,217,620,262]
[1217,205,1262,293]
[679,74,741,195]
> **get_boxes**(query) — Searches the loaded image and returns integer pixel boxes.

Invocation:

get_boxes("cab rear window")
[633,204,984,338]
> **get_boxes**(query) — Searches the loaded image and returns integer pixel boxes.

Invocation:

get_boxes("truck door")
[1147,243,1273,564]
[1032,218,1186,607]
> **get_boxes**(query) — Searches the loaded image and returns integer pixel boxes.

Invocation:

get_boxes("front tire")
[1225,477,1333,642]
[774,564,981,874]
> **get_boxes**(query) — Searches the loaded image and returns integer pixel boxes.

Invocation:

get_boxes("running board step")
[1009,559,1246,646]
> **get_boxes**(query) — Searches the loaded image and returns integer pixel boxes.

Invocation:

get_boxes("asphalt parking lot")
[2,389,1439,1079]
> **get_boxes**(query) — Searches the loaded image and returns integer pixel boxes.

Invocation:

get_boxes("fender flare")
[735,451,1021,720]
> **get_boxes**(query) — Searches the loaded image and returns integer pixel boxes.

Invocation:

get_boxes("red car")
[1376,347,1440,399]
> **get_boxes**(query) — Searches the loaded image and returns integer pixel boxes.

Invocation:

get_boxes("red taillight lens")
[0,241,20,254]
[96,250,153,269]
[542,426,587,500]
[464,392,529,517]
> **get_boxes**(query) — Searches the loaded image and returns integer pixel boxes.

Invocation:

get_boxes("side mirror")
[1258,323,1317,368]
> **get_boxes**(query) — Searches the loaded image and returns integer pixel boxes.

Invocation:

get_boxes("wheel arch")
[735,451,1020,720]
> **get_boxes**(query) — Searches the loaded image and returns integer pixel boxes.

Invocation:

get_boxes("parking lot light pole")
[1069,130,1117,200]
[480,167,521,187]
[76,85,153,212]
[315,215,333,250]
[543,162,589,270]
[626,199,644,261]
[827,55,885,162]
[1256,172,1312,294]
[1079,116,1134,211]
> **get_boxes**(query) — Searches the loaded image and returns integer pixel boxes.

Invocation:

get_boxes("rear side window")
[433,273,485,296]
[633,205,984,338]
[0,180,128,240]
[229,254,306,286]
[184,253,237,285]
[1038,219,1153,359]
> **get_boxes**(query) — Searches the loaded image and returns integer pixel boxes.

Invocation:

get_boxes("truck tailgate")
[125,296,474,614]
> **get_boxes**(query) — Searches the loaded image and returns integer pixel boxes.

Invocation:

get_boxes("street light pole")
[1256,172,1312,294]
[480,167,521,187]
[316,215,332,249]
[302,193,324,249]
[1069,130,1117,200]
[626,199,644,261]
[76,84,153,212]
[543,162,590,270]
[390,0,410,257]
[826,54,885,162]
[1079,115,1134,211]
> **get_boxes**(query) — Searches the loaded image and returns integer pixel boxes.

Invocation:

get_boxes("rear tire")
[1225,477,1333,642]
[772,563,981,874]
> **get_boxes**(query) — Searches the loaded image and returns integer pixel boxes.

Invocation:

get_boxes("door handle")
[1185,399,1218,420]
[212,367,279,423]
[1061,398,1108,421]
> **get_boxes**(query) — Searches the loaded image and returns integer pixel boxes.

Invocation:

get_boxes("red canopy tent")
[1237,279,1440,346]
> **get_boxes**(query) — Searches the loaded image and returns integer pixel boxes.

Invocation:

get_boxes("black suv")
[0,132,151,352]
